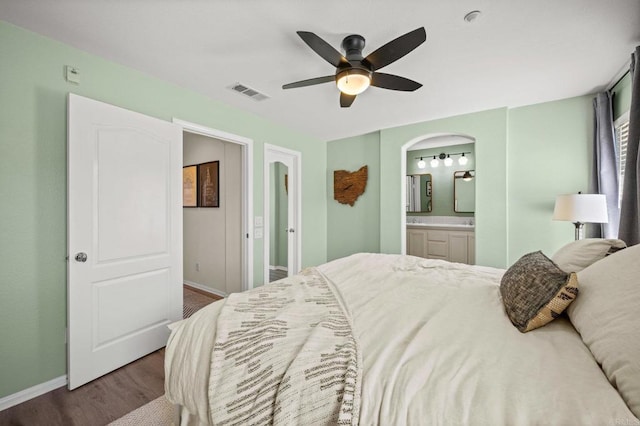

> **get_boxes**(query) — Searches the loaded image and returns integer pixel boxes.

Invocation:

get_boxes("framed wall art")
[182,165,198,207]
[198,161,220,208]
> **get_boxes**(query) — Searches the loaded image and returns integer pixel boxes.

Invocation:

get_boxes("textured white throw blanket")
[207,267,361,425]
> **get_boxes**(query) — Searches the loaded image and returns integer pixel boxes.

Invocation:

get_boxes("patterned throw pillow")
[500,251,578,333]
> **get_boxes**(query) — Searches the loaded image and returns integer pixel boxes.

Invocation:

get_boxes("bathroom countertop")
[406,223,475,231]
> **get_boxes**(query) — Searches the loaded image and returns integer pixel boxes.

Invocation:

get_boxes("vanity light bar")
[415,152,471,168]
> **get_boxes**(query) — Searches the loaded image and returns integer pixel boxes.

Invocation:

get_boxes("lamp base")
[573,222,585,240]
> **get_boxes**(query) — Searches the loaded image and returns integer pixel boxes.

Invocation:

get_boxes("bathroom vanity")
[406,223,475,265]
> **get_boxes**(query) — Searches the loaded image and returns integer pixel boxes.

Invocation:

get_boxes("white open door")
[67,94,182,389]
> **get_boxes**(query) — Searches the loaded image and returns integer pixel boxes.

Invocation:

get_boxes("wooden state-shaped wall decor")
[334,165,368,207]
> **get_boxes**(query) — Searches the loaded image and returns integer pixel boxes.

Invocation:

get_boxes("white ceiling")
[1,1,638,141]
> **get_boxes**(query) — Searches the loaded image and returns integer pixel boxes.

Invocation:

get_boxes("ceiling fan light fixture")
[284,28,426,107]
[336,69,371,95]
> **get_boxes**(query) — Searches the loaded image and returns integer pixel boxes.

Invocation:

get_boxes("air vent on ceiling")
[228,83,269,101]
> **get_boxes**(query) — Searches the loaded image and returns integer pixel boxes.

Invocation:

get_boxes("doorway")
[263,144,301,283]
[66,98,253,390]
[182,132,242,297]
[400,133,476,255]
[174,119,254,292]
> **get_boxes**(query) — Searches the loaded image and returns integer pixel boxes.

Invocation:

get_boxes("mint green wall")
[507,96,593,263]
[327,97,595,268]
[0,21,326,398]
[326,132,381,260]
[612,73,632,120]
[380,109,509,267]
[406,143,475,216]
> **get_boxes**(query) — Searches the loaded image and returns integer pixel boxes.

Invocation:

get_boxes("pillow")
[500,251,578,333]
[567,244,640,418]
[552,238,626,273]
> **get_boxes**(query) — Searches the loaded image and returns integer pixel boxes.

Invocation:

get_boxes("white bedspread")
[166,253,639,425]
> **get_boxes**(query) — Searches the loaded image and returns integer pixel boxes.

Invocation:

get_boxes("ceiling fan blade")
[340,92,356,108]
[282,75,335,90]
[363,27,426,71]
[371,72,422,91]
[297,31,349,68]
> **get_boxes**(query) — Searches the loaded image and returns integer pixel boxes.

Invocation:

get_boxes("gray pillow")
[500,251,578,333]
[552,238,626,273]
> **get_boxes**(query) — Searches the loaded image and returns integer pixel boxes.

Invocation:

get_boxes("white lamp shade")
[553,194,608,223]
[417,159,426,169]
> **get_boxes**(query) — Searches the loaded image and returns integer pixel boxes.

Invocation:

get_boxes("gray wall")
[183,133,242,294]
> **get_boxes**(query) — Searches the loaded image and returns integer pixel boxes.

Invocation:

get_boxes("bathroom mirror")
[454,170,475,213]
[406,173,432,213]
[269,161,288,282]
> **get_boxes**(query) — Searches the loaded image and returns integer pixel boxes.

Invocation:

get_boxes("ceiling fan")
[283,27,426,108]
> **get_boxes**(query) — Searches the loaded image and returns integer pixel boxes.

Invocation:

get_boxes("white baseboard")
[0,375,67,411]
[269,266,288,272]
[184,280,227,298]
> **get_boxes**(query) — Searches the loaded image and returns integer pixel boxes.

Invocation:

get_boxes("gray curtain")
[619,46,640,246]
[589,92,619,239]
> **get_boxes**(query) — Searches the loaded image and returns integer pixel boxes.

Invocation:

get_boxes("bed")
[165,242,640,425]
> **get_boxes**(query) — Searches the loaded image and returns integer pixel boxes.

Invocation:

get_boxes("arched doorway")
[400,133,476,260]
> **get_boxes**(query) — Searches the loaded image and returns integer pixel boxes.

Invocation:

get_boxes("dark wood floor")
[1,286,221,426]
[0,348,165,426]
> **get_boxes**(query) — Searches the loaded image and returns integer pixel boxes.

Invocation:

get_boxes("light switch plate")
[65,66,80,84]
[254,228,263,239]
[254,216,263,227]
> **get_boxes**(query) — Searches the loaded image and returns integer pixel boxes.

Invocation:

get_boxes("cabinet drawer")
[427,230,448,242]
[427,241,448,257]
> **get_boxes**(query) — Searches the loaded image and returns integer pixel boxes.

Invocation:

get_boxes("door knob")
[75,252,88,262]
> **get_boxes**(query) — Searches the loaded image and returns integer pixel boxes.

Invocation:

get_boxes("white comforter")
[166,253,638,425]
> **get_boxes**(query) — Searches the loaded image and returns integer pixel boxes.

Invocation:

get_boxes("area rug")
[183,286,220,319]
[108,395,177,426]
